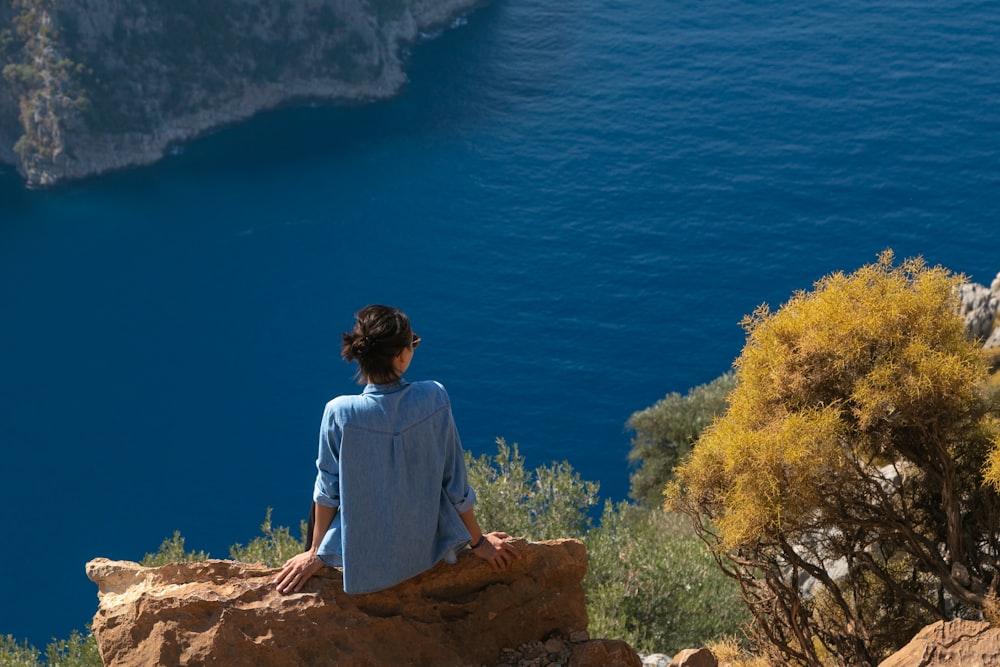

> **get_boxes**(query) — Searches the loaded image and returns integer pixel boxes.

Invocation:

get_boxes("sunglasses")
[411,334,421,349]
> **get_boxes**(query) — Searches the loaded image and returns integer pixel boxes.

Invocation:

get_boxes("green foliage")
[229,507,307,567]
[584,502,749,655]
[0,630,100,667]
[669,251,1000,666]
[0,636,40,667]
[627,372,735,506]
[466,438,599,540]
[140,530,211,567]
[2,63,39,87]
[467,439,746,654]
[42,630,101,667]
[141,510,307,569]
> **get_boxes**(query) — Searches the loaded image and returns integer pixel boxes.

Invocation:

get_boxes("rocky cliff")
[0,0,481,187]
[86,539,642,667]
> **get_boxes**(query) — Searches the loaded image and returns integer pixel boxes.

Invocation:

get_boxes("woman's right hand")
[273,550,325,594]
[471,532,521,571]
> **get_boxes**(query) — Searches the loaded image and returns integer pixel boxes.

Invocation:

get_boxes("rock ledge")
[86,539,608,667]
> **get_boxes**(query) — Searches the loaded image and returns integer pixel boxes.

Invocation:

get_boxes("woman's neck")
[365,374,402,386]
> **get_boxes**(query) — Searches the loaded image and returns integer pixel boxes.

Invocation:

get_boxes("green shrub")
[140,530,210,567]
[584,502,749,655]
[42,631,100,667]
[0,630,100,667]
[465,438,599,540]
[229,507,307,567]
[0,636,40,667]
[141,509,306,569]
[2,63,39,87]
[626,372,735,507]
[468,439,747,654]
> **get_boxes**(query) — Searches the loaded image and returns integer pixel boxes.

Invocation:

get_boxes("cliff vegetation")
[668,251,1000,666]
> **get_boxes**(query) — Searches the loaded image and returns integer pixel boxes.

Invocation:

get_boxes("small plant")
[707,637,770,667]
[229,507,307,567]
[466,438,599,540]
[42,630,101,667]
[0,636,40,667]
[140,530,210,567]
[584,502,748,655]
[0,630,100,667]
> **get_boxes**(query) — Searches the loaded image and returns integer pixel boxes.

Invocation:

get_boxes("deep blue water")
[2,0,999,649]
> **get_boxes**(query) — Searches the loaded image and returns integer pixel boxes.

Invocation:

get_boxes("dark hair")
[341,305,413,384]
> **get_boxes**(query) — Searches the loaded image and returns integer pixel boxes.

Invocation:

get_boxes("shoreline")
[2,1,485,189]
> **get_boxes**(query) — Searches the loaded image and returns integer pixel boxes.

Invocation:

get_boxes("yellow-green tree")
[667,251,1000,666]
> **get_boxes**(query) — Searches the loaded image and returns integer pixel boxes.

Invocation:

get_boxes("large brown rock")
[878,619,1000,667]
[86,539,588,667]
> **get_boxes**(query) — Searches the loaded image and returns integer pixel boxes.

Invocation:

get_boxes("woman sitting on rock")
[274,304,519,594]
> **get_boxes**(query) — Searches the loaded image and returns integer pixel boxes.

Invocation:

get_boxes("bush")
[42,631,100,667]
[0,631,100,667]
[140,509,307,569]
[2,63,39,87]
[465,438,600,540]
[468,439,747,655]
[229,508,307,567]
[626,373,735,507]
[668,251,1000,666]
[0,637,39,667]
[584,502,749,655]
[140,530,211,567]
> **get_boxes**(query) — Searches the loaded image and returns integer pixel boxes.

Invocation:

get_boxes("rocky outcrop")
[85,539,637,667]
[1,0,482,187]
[667,648,716,667]
[877,619,1000,667]
[958,273,1000,344]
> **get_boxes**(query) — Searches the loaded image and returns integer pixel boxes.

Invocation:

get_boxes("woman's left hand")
[471,532,521,571]
[274,551,325,594]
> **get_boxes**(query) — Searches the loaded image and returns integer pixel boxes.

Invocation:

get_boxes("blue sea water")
[1,0,999,649]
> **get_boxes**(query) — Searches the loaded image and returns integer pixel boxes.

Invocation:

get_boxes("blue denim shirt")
[312,379,477,594]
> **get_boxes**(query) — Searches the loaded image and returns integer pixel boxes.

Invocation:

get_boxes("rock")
[958,276,1000,343]
[877,619,1000,667]
[669,648,717,667]
[569,639,642,667]
[544,638,566,654]
[86,538,588,667]
[640,654,672,667]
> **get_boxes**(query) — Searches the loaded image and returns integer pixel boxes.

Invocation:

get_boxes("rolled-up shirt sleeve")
[313,403,341,509]
[439,394,476,515]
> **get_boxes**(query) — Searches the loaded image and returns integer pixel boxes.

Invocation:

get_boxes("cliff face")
[0,3,23,166]
[0,0,480,187]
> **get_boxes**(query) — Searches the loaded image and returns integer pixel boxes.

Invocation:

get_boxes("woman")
[274,305,519,594]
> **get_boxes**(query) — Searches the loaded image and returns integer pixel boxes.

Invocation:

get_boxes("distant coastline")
[0,0,484,188]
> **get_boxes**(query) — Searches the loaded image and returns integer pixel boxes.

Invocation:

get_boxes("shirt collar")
[362,378,409,395]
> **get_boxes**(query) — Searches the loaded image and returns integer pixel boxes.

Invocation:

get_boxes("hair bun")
[352,335,375,358]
